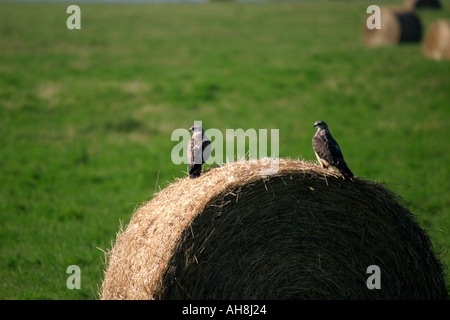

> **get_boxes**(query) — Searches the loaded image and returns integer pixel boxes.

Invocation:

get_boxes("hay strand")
[101,159,447,300]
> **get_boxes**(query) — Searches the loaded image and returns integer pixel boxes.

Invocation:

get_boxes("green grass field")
[0,0,449,299]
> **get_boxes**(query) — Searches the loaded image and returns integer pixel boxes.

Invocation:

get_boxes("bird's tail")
[189,164,202,179]
[338,166,354,180]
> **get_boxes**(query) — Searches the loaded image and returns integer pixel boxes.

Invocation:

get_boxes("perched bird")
[312,120,354,180]
[188,124,211,178]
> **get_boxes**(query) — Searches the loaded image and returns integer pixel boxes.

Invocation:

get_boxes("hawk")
[188,124,211,179]
[312,120,354,180]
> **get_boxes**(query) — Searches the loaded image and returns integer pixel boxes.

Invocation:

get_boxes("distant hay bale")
[405,0,442,10]
[364,8,422,46]
[101,159,447,300]
[423,20,450,60]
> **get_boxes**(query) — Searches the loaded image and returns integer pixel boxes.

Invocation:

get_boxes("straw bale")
[101,159,448,300]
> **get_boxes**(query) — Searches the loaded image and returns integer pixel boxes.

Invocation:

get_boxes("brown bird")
[188,124,211,178]
[312,120,354,180]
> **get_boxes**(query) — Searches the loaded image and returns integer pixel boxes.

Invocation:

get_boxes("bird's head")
[189,124,204,134]
[313,120,328,130]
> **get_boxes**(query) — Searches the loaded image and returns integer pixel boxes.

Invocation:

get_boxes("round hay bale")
[364,8,422,46]
[423,20,450,60]
[101,159,448,300]
[405,0,442,10]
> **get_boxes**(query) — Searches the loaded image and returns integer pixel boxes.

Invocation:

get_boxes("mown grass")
[0,1,449,299]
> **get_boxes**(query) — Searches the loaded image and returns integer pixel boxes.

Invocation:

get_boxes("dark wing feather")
[326,133,347,167]
[313,129,354,179]
[338,165,354,179]
[313,131,348,167]
[188,138,211,179]
[201,139,212,164]
[312,133,335,165]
